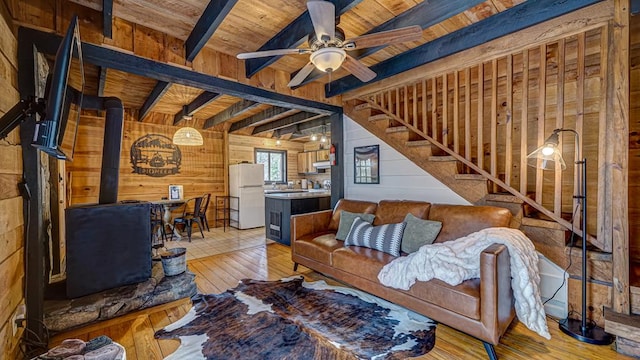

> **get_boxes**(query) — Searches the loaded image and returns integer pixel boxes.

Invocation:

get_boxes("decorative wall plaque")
[130,134,182,177]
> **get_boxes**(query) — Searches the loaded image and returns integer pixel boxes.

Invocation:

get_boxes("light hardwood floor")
[50,240,633,359]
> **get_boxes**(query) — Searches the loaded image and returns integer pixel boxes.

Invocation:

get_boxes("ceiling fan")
[236,0,423,87]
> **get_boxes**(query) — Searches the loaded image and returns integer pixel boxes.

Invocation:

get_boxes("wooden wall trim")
[608,0,631,315]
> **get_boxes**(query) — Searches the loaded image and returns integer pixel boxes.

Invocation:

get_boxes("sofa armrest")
[479,243,515,344]
[291,209,333,242]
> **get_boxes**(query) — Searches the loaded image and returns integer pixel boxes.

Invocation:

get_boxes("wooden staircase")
[344,98,613,287]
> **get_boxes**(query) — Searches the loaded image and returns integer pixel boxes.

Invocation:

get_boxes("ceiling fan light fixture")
[310,47,346,72]
[173,127,204,146]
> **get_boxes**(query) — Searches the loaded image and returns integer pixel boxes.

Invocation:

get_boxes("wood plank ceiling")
[68,0,528,140]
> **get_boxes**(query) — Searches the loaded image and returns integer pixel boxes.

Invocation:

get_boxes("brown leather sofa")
[291,199,516,359]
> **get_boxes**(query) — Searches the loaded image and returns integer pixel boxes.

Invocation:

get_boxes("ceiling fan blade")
[341,55,376,82]
[344,25,423,50]
[288,62,317,87]
[237,48,310,60]
[307,0,335,41]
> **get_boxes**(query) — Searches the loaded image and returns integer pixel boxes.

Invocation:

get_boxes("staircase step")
[386,126,409,134]
[521,217,567,230]
[369,113,392,122]
[406,140,431,147]
[484,193,524,204]
[428,155,457,162]
[354,102,374,111]
[454,174,486,181]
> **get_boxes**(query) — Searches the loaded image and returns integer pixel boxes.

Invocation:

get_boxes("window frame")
[255,148,288,184]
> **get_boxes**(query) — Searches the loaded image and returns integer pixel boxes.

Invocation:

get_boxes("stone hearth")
[44,262,197,332]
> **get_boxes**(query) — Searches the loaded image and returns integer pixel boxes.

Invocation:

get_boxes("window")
[255,149,287,183]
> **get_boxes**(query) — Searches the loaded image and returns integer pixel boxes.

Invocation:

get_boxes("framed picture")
[168,185,184,200]
[354,145,379,184]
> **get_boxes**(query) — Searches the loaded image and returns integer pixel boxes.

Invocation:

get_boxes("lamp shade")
[310,47,346,73]
[526,132,566,170]
[173,127,203,146]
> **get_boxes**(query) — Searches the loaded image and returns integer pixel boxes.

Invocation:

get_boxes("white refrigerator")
[229,163,265,229]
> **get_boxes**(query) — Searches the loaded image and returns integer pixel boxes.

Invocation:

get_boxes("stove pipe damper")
[65,96,152,298]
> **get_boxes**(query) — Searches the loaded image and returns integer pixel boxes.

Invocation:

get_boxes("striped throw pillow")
[344,217,406,256]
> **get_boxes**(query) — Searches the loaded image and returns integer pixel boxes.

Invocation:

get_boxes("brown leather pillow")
[373,200,431,226]
[327,199,378,231]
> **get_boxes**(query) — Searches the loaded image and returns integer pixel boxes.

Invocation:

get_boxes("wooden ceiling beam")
[228,106,298,132]
[203,99,261,128]
[138,81,171,121]
[252,112,325,135]
[21,27,342,116]
[280,117,330,137]
[102,0,113,38]
[244,0,364,78]
[173,91,222,125]
[290,0,485,89]
[185,0,239,62]
[326,0,604,97]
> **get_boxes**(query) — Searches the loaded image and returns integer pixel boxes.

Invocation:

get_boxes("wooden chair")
[172,197,205,242]
[199,193,211,231]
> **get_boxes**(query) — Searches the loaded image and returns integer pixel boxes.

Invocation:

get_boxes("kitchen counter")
[264,191,332,245]
[264,190,330,199]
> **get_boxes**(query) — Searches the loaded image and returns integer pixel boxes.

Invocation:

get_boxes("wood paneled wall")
[228,134,304,184]
[629,15,640,263]
[0,0,24,358]
[66,114,226,225]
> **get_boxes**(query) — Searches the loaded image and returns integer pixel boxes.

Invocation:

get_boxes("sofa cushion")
[336,211,376,241]
[328,199,378,231]
[344,218,406,256]
[294,231,343,265]
[429,204,512,243]
[372,200,431,226]
[331,246,481,319]
[401,213,442,253]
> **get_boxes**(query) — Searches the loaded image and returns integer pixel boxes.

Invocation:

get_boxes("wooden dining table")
[151,199,185,240]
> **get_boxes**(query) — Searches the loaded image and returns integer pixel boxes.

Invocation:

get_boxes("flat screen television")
[32,16,84,160]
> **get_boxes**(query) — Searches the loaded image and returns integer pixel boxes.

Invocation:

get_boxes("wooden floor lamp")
[527,128,613,345]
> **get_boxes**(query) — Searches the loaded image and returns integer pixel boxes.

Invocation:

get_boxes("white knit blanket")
[378,227,551,339]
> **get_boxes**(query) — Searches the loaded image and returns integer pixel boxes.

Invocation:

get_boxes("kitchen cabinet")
[297,151,318,174]
[317,149,330,161]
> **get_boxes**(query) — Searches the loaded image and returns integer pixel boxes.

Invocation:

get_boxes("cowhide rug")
[155,276,436,359]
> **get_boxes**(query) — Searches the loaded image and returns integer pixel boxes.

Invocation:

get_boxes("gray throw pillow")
[344,217,406,256]
[401,213,443,253]
[336,210,375,241]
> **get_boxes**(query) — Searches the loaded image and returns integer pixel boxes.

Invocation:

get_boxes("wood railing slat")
[465,68,471,162]
[443,74,449,148]
[535,44,546,203]
[554,39,565,216]
[404,85,409,124]
[432,78,438,141]
[413,84,418,129]
[422,80,427,134]
[454,71,460,155]
[520,49,529,195]
[505,55,513,188]
[478,64,484,170]
[491,59,498,192]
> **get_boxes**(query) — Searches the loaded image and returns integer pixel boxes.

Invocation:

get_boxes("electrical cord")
[542,203,580,322]
[18,318,50,359]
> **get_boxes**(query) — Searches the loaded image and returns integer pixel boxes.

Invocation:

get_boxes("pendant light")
[173,105,203,146]
[320,125,327,143]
